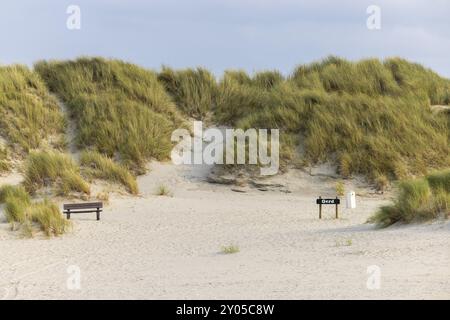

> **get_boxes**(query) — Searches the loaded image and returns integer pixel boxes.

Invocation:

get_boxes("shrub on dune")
[80,150,138,194]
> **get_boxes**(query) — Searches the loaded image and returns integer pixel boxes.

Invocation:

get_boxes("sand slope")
[0,162,449,300]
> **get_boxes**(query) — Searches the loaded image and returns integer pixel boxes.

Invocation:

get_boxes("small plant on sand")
[335,238,353,247]
[80,150,138,194]
[0,185,70,237]
[23,151,90,196]
[335,181,345,196]
[374,174,389,194]
[221,244,240,254]
[156,184,171,196]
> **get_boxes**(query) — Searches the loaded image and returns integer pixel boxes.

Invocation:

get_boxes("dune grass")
[35,57,185,171]
[156,184,171,196]
[371,170,450,227]
[24,151,90,196]
[221,244,240,254]
[80,150,138,194]
[0,65,65,153]
[0,185,70,236]
[214,57,450,181]
[158,66,217,119]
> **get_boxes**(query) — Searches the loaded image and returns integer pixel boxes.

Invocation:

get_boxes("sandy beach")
[0,162,449,300]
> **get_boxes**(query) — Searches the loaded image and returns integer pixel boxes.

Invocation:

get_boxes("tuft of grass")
[374,174,389,193]
[35,57,185,171]
[156,184,171,196]
[96,191,110,203]
[335,181,345,196]
[0,65,65,152]
[221,244,240,254]
[27,199,71,237]
[0,185,70,237]
[335,238,353,247]
[370,170,450,227]
[23,151,90,196]
[80,150,138,194]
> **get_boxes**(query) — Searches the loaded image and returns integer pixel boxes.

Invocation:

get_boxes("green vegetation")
[221,244,240,254]
[157,66,217,119]
[80,150,138,194]
[156,184,171,196]
[0,65,65,152]
[24,151,90,196]
[335,238,353,247]
[0,146,11,172]
[35,57,185,171]
[215,57,450,181]
[370,170,450,227]
[335,181,345,196]
[0,185,70,237]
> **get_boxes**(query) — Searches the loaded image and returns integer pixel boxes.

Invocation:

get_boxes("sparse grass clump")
[35,58,185,171]
[80,150,138,194]
[24,151,90,196]
[371,170,450,227]
[335,181,345,196]
[0,65,65,152]
[158,66,217,119]
[0,185,70,237]
[221,244,240,254]
[156,184,171,196]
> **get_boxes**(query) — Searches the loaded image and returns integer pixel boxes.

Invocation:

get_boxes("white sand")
[0,162,449,300]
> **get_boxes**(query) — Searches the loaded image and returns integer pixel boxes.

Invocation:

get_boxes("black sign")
[316,198,340,205]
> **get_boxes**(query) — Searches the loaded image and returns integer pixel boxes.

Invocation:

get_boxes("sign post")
[316,196,340,219]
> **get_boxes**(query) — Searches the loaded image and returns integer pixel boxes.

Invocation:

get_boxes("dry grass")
[0,65,65,153]
[158,66,217,119]
[0,185,70,237]
[156,184,171,196]
[35,57,185,172]
[221,244,240,254]
[215,57,450,181]
[23,151,90,196]
[371,169,450,227]
[80,150,138,194]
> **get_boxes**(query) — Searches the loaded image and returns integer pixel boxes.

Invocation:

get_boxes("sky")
[1,0,449,77]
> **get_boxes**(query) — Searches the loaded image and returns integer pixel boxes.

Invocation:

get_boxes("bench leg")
[67,210,70,220]
[96,209,100,221]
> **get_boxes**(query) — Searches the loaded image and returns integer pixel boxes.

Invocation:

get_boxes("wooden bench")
[63,202,103,221]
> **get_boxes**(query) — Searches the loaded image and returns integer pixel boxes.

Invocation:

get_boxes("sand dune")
[0,162,449,300]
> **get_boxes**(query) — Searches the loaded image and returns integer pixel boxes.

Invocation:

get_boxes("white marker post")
[346,191,356,209]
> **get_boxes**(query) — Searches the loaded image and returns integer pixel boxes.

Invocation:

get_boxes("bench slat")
[63,209,102,214]
[63,202,103,210]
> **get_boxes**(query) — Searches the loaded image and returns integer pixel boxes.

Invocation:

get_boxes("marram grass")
[0,185,70,237]
[24,151,90,196]
[215,56,450,181]
[80,150,138,194]
[370,170,450,227]
[35,57,185,172]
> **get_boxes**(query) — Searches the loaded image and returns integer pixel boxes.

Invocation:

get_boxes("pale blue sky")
[1,0,449,77]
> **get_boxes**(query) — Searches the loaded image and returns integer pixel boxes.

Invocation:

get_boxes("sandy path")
[0,163,449,300]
